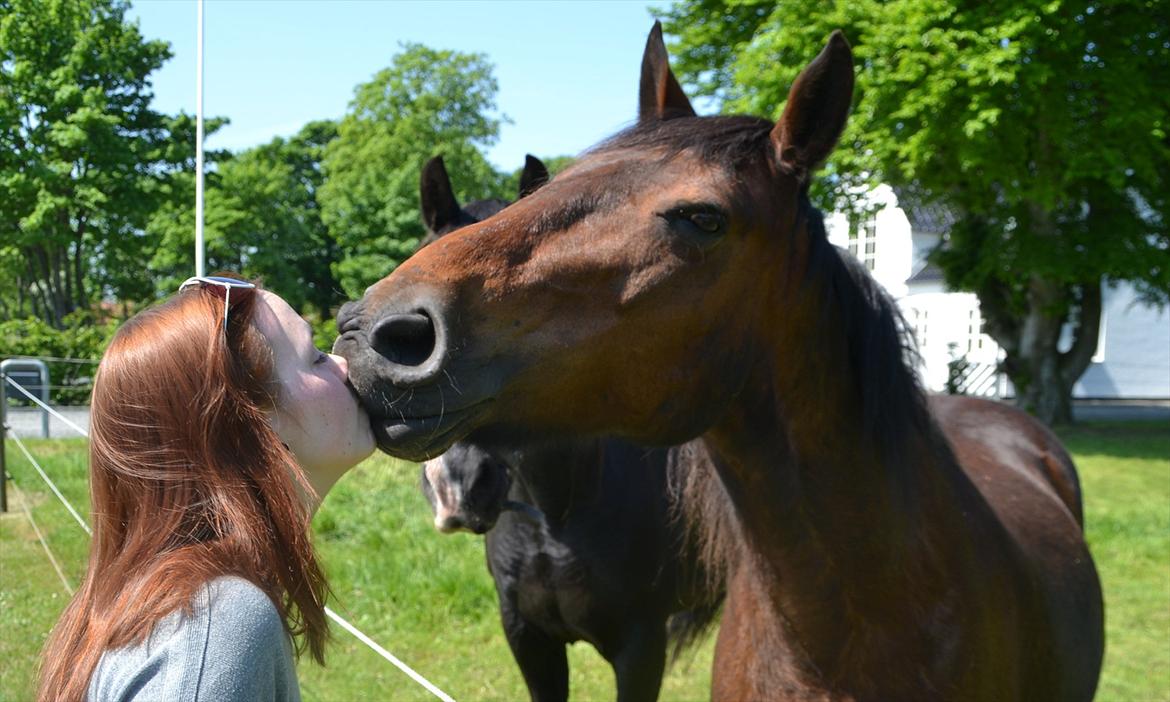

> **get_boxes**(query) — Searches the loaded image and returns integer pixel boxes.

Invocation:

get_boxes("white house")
[823,186,1170,399]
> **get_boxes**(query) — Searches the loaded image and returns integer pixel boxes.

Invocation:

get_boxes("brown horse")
[415,154,725,702]
[336,24,1103,701]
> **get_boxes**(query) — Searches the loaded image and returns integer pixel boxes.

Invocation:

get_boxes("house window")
[848,215,878,272]
[965,308,997,356]
[967,309,985,353]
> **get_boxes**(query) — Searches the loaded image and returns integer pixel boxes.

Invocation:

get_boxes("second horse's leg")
[609,621,668,702]
[501,608,570,702]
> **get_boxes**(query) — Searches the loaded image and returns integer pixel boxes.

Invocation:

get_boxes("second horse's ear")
[420,155,461,234]
[518,155,550,198]
[638,21,695,122]
[771,31,855,184]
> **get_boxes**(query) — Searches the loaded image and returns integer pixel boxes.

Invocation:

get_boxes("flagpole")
[194,0,205,277]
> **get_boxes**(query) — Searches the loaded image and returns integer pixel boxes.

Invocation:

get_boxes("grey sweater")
[88,576,300,702]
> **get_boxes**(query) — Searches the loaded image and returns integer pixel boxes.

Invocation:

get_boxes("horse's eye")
[688,211,723,234]
[658,204,727,248]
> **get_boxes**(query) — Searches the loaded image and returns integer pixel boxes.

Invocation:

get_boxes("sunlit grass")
[1056,422,1170,702]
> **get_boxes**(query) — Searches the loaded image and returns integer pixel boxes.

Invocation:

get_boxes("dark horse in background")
[415,156,726,702]
[338,23,1103,702]
[416,152,550,250]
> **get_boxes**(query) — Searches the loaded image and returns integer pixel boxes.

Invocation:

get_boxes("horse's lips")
[371,400,491,460]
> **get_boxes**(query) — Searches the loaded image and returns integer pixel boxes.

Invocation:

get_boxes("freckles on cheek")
[313,378,355,434]
[286,376,326,428]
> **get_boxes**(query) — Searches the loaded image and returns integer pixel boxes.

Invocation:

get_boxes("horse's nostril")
[437,514,464,533]
[370,312,436,367]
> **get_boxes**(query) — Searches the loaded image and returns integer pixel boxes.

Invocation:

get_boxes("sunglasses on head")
[178,276,257,331]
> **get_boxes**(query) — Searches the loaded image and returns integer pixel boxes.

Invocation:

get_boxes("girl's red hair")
[38,279,329,701]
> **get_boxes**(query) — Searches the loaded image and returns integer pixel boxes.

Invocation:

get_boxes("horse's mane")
[793,200,937,541]
[803,198,932,479]
[590,115,774,169]
[676,201,935,589]
[665,440,735,661]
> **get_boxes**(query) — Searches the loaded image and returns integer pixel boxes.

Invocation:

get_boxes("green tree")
[238,120,340,317]
[0,311,118,403]
[148,121,340,317]
[0,0,199,325]
[320,43,507,298]
[661,0,1169,424]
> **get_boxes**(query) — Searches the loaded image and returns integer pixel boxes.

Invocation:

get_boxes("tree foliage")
[320,43,508,298]
[148,121,340,316]
[1,2,514,349]
[661,0,1170,423]
[1,311,118,403]
[0,0,199,325]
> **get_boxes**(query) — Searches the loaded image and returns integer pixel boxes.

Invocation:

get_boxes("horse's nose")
[368,302,447,386]
[435,513,465,533]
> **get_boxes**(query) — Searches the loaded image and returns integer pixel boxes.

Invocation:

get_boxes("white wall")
[1071,283,1170,398]
[898,288,1000,393]
[824,185,913,298]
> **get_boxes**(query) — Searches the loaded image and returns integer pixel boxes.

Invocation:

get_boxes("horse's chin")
[370,399,493,461]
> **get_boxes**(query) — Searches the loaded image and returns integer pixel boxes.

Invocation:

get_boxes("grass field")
[1,421,1166,701]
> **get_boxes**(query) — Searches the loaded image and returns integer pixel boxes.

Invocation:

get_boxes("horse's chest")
[513,551,607,642]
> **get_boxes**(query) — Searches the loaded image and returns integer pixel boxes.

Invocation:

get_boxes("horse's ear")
[518,155,550,198]
[771,31,854,183]
[639,21,696,122]
[420,155,461,233]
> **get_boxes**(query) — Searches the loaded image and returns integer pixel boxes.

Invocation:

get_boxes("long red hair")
[37,279,329,701]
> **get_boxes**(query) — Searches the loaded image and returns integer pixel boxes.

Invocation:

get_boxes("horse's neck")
[510,438,602,522]
[704,306,955,677]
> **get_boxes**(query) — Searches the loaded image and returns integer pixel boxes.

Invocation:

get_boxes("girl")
[37,275,375,701]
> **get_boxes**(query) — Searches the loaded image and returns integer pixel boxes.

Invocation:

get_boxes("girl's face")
[254,291,375,501]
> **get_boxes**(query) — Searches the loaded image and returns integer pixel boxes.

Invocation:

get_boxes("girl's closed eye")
[313,351,329,365]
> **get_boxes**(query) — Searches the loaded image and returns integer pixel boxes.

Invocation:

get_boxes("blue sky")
[127,0,696,170]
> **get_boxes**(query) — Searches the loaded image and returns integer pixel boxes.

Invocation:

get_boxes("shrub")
[0,312,120,405]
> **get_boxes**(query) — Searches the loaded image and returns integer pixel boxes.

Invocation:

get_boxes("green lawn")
[1,421,1166,701]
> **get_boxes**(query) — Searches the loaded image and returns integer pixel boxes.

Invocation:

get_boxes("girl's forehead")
[256,291,313,356]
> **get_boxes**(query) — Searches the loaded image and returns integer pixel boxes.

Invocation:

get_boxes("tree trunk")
[988,278,1102,426]
[1017,276,1069,423]
[16,275,24,318]
[52,241,72,319]
[1057,279,1103,417]
[24,242,76,327]
[25,254,56,327]
[74,218,87,311]
[59,239,73,317]
[1016,349,1074,425]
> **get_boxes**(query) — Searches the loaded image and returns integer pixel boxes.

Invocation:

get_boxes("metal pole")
[1,370,8,512]
[194,0,205,278]
[39,368,49,439]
